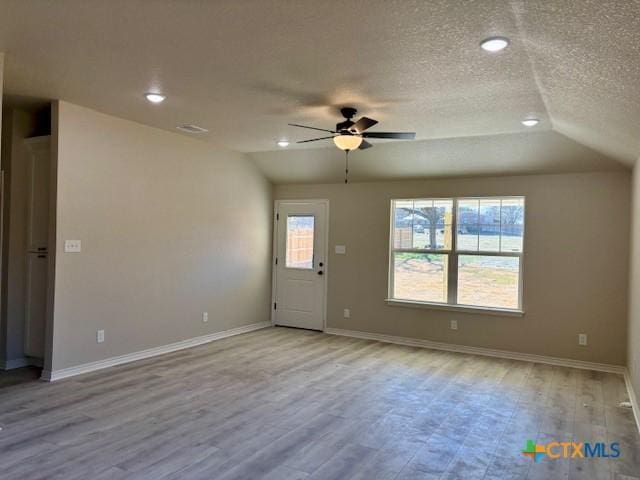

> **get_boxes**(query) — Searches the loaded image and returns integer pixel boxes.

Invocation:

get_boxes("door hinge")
[276,213,279,221]
[275,257,278,265]
[274,302,277,310]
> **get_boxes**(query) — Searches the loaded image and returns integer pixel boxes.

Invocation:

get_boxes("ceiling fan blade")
[288,123,336,134]
[362,131,416,140]
[352,117,378,133]
[336,119,355,131]
[359,140,373,150]
[296,136,335,143]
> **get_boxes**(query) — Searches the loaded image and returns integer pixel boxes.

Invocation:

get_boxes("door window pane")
[393,253,448,303]
[457,255,520,309]
[286,215,314,269]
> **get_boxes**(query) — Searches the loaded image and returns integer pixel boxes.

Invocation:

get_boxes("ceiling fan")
[289,107,416,151]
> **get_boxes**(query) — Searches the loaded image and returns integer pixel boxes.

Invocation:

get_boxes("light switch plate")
[64,240,82,253]
[97,329,105,343]
[335,245,346,254]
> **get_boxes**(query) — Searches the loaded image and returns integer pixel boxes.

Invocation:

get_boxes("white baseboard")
[324,327,626,374]
[41,322,271,382]
[0,356,43,370]
[623,369,640,435]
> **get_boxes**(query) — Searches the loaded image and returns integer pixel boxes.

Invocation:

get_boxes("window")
[389,197,524,311]
[286,215,315,269]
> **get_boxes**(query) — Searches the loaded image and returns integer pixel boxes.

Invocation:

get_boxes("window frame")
[387,196,525,315]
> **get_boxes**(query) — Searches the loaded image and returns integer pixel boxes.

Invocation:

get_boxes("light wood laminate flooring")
[1,327,638,479]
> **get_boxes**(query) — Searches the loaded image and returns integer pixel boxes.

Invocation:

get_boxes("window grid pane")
[500,198,525,253]
[456,197,525,254]
[457,255,520,309]
[393,199,453,251]
[393,252,448,304]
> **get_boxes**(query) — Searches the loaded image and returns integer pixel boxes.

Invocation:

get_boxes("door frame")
[271,199,330,331]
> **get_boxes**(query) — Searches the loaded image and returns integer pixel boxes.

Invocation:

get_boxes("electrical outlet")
[202,312,208,323]
[450,320,458,330]
[97,329,105,344]
[578,333,587,346]
[343,308,350,319]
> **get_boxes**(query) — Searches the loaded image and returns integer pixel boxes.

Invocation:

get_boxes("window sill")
[384,299,524,317]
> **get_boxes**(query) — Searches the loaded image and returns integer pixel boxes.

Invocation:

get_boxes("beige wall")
[276,171,630,365]
[50,102,273,371]
[629,164,640,400]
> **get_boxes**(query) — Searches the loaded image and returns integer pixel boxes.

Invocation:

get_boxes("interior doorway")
[0,103,52,378]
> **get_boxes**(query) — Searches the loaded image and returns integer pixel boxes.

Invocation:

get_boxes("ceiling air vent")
[177,124,208,134]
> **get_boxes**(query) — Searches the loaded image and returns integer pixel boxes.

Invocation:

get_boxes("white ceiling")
[0,0,637,183]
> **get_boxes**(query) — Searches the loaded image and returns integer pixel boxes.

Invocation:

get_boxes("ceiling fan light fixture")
[333,135,362,151]
[480,36,510,52]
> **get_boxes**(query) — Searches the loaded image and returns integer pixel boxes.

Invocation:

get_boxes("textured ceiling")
[0,0,637,182]
[513,0,640,165]
[249,130,626,184]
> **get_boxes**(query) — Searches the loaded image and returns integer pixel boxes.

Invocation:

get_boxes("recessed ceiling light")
[145,93,166,103]
[480,36,510,52]
[521,118,540,127]
[277,140,290,147]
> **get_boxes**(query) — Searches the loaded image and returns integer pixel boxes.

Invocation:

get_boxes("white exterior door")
[273,200,328,331]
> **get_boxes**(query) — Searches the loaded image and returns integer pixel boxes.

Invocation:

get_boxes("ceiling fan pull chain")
[345,150,350,184]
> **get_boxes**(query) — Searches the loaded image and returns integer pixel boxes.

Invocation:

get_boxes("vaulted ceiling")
[249,130,627,184]
[0,1,637,183]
